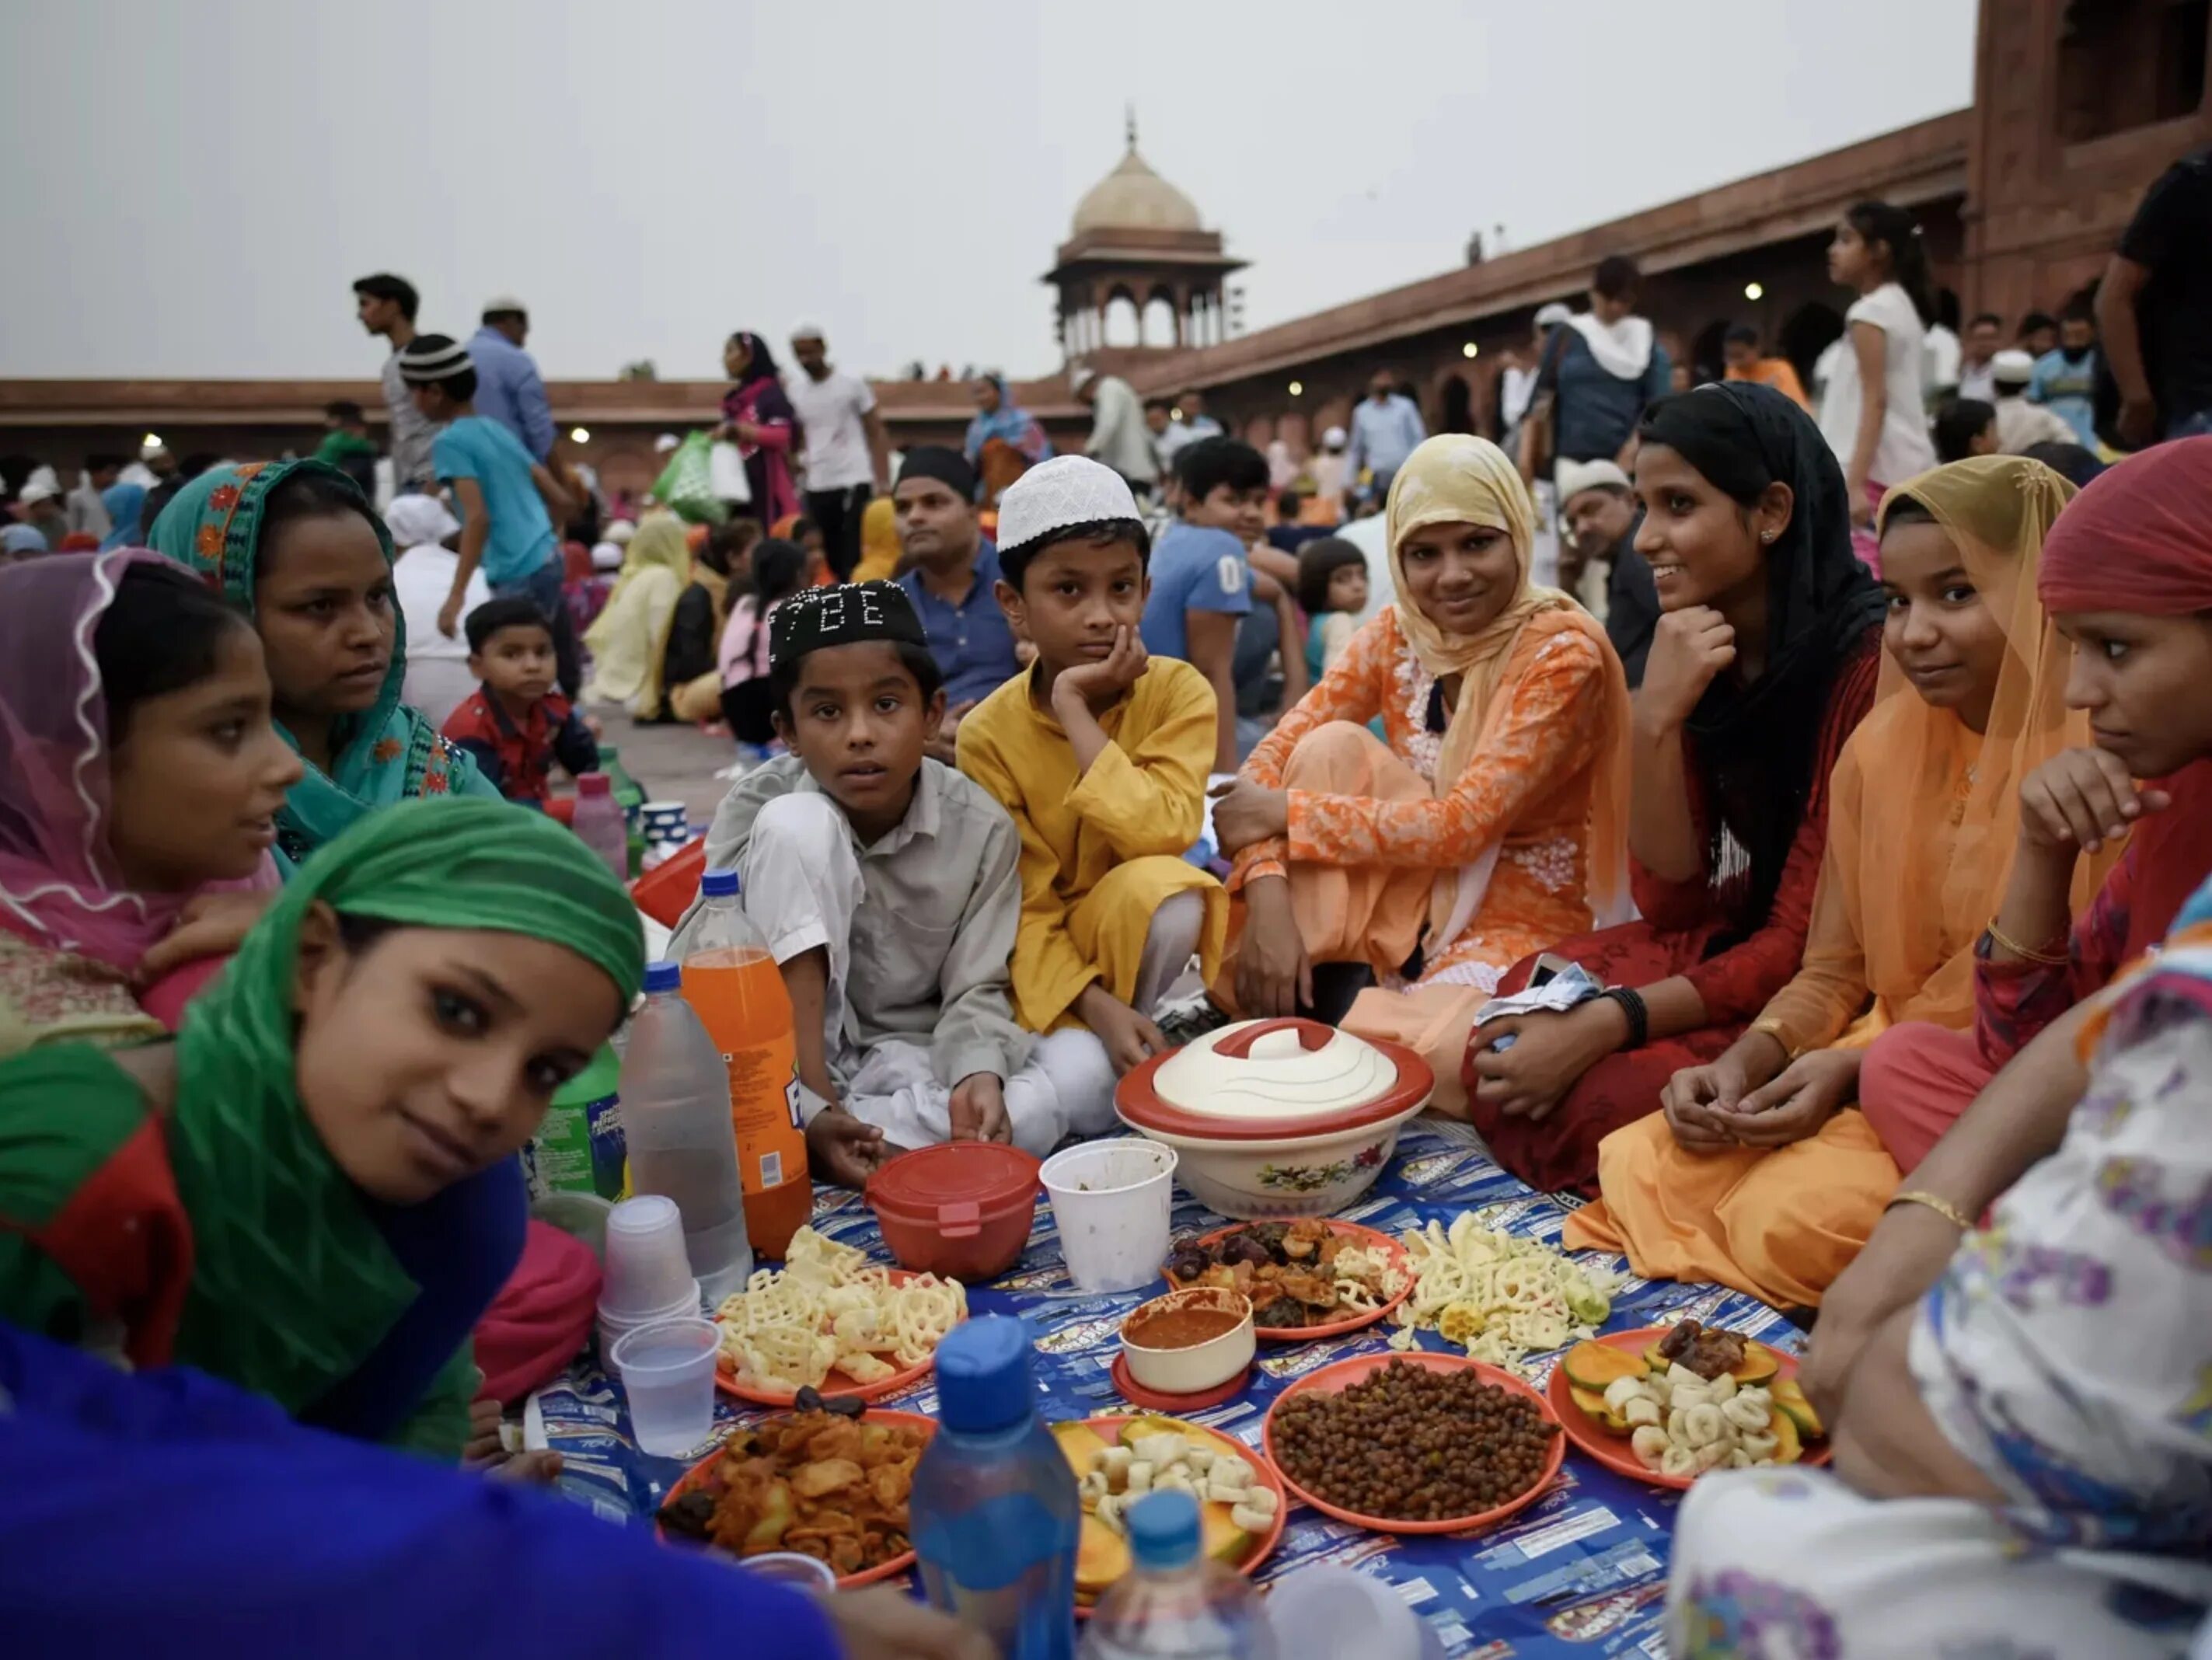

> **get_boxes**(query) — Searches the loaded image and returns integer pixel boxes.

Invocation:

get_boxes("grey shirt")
[382,349,441,491]
[701,755,1031,1089]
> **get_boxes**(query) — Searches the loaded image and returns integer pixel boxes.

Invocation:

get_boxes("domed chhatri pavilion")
[1045,113,1244,360]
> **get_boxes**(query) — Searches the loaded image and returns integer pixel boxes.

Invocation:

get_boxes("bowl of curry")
[1118,1286,1256,1397]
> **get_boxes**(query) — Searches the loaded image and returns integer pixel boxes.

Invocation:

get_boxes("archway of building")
[1142,289,1178,348]
[1276,410,1310,459]
[1778,300,1847,392]
[1103,288,1141,349]
[1690,319,1733,385]
[1438,372,1475,435]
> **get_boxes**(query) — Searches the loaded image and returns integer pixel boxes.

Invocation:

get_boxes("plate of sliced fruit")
[1547,1318,1827,1490]
[1051,1413,1286,1616]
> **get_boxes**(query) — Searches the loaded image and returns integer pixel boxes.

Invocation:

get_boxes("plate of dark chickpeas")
[1261,1352,1564,1533]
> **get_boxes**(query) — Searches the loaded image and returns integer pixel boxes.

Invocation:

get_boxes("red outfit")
[1857,756,2212,1169]
[440,687,598,807]
[1471,632,1884,1195]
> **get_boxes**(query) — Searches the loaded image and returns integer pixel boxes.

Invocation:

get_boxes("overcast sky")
[2,0,1976,383]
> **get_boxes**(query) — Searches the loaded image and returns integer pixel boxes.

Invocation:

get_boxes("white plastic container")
[1264,1566,1444,1660]
[599,1194,694,1315]
[1040,1139,1177,1295]
[621,962,755,1305]
[609,1316,720,1457]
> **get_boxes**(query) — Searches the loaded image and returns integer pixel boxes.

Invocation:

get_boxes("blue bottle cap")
[1125,1491,1201,1571]
[700,868,739,898]
[643,960,682,993]
[933,1316,1038,1434]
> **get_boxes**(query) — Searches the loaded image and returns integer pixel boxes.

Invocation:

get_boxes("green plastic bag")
[651,431,728,526]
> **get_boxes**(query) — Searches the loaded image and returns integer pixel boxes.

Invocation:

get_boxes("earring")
[1760,529,1775,543]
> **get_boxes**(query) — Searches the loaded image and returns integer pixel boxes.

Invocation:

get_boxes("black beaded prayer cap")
[768,581,929,669]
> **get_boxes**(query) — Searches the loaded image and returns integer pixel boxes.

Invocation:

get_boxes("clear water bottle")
[1080,1491,1275,1660]
[571,772,629,881]
[912,1316,1082,1660]
[619,961,753,1303]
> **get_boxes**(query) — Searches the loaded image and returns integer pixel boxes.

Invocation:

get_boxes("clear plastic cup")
[610,1316,721,1456]
[597,1277,703,1358]
[1039,1140,1178,1294]
[743,1553,839,1595]
[602,1194,696,1316]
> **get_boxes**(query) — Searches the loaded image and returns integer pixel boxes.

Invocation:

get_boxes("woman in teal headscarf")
[0,797,645,1458]
[148,460,502,868]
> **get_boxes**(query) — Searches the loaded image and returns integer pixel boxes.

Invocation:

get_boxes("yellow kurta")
[957,660,1227,1033]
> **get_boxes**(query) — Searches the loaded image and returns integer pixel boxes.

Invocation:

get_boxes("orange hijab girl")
[1568,455,2109,1306]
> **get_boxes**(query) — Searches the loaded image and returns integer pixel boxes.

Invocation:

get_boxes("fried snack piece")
[678,1411,930,1578]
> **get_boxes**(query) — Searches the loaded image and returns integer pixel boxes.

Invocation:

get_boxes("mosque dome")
[1070,131,1204,236]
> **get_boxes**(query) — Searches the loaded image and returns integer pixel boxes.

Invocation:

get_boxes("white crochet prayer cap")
[1535,302,1572,328]
[1991,349,2036,384]
[995,455,1141,552]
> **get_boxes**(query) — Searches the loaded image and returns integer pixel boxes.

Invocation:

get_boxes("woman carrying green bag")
[0,797,645,1458]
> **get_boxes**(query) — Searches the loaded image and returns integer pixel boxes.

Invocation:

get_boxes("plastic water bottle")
[1080,1492,1275,1660]
[620,961,753,1303]
[572,772,629,881]
[598,745,648,877]
[673,869,813,1261]
[912,1317,1082,1660]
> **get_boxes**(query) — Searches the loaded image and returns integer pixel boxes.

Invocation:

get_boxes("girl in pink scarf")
[0,550,295,1048]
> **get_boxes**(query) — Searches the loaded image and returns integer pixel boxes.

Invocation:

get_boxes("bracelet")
[1596,986,1649,1051]
[1889,1189,1974,1231]
[1985,919,2071,968]
[1747,1016,1799,1062]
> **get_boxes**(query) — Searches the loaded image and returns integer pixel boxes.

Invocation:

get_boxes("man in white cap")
[13,478,65,549]
[787,324,889,581]
[469,297,555,462]
[1073,367,1159,497]
[1989,349,2076,455]
[1498,303,1574,459]
[1307,424,1350,510]
[1556,458,1659,687]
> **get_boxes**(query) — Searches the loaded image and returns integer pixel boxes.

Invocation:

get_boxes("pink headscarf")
[0,549,278,971]
[2039,438,2212,616]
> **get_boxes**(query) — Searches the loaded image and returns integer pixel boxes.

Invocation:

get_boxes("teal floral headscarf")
[146,459,498,868]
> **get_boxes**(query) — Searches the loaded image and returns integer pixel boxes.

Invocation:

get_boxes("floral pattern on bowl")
[1256,1142,1388,1193]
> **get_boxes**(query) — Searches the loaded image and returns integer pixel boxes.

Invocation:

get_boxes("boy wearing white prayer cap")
[958,456,1228,1077]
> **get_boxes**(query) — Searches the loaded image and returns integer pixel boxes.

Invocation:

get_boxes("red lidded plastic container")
[865,1142,1042,1282]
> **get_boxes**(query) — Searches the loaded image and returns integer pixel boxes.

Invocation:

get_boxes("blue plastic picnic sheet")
[533,1118,1801,1658]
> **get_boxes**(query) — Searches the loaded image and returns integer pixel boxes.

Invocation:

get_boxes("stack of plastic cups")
[597,1194,703,1356]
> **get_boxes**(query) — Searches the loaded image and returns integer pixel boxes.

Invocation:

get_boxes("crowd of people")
[2,146,2211,1655]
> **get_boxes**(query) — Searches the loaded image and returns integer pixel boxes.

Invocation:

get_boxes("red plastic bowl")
[866,1142,1041,1282]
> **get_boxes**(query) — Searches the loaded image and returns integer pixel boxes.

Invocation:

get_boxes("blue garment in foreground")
[0,1321,839,1660]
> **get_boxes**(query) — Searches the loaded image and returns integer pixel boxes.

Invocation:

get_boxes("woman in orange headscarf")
[1209,434,1633,1103]
[1566,455,2104,1306]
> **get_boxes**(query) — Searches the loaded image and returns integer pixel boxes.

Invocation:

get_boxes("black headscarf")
[1636,382,1886,933]
[726,331,796,423]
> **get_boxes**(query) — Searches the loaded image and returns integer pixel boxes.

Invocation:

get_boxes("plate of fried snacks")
[1052,1413,1286,1613]
[1163,1219,1411,1341]
[657,1398,933,1586]
[713,1226,967,1406]
[1263,1352,1563,1535]
[1384,1213,1617,1372]
[1547,1318,1828,1490]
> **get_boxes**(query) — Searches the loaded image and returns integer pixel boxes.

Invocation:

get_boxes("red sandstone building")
[2,0,2204,496]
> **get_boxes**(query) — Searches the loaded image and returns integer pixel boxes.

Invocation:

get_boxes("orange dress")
[1227,606,1613,991]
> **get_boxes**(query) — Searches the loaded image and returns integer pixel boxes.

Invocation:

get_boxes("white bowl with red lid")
[1113,1018,1432,1219]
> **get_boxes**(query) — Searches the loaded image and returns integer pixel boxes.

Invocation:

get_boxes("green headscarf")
[146,459,500,869]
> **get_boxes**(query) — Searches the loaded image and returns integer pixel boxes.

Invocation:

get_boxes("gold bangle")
[1985,920,2071,968]
[1889,1189,1974,1231]
[1747,1017,1800,1061]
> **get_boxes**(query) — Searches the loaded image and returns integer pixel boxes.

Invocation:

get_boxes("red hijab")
[2039,438,2212,956]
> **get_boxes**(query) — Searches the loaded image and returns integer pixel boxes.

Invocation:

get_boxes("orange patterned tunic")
[1229,608,1611,990]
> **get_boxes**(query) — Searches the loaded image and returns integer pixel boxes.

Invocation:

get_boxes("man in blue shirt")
[1344,368,1428,508]
[1142,437,1270,774]
[895,447,1020,761]
[2028,302,2101,447]
[469,297,556,461]
[399,334,581,697]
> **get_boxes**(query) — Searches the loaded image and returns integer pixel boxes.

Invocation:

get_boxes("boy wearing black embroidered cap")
[686,580,1118,1184]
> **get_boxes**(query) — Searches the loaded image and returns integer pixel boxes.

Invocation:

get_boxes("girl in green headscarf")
[0,797,645,1458]
[148,459,504,869]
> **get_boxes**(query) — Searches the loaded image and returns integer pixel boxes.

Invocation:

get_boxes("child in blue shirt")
[399,333,581,697]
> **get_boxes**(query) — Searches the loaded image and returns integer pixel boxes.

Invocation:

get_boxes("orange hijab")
[1761,455,2113,1052]
[1383,434,1633,936]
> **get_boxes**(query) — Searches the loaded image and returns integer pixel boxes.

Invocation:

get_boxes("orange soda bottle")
[675,868,814,1258]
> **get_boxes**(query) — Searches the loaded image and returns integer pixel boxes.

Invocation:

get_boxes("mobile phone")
[1528,952,1575,989]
